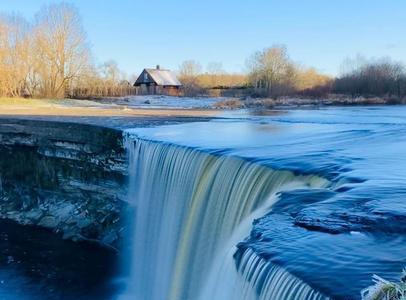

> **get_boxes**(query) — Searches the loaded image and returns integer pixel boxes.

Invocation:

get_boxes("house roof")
[138,68,182,86]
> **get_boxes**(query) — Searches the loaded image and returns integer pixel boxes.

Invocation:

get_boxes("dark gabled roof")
[135,68,182,86]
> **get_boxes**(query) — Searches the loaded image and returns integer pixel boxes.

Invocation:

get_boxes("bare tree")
[0,14,31,97]
[0,5,137,99]
[178,60,203,96]
[206,62,224,87]
[33,3,90,98]
[294,67,332,96]
[70,60,136,98]
[101,60,123,83]
[339,54,368,77]
[247,45,296,96]
[334,56,406,98]
[178,60,202,79]
[206,62,224,74]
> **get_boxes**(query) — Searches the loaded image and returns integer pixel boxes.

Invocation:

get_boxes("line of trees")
[334,56,406,98]
[246,45,335,97]
[177,60,247,96]
[179,46,406,100]
[71,60,134,98]
[178,46,332,98]
[247,45,297,96]
[1,3,405,100]
[245,46,406,99]
[0,3,133,99]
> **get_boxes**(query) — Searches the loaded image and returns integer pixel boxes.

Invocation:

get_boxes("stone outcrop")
[0,119,128,249]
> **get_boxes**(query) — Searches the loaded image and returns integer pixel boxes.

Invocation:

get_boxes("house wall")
[163,86,180,96]
[137,85,180,96]
[138,83,157,95]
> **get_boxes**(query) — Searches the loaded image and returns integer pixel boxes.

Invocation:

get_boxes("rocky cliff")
[0,119,128,249]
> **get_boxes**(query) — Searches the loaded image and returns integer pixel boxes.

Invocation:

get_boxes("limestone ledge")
[0,119,129,250]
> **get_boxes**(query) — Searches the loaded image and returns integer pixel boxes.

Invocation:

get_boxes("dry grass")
[213,99,245,109]
[245,98,276,108]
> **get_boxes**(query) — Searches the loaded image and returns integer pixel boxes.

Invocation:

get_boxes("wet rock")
[0,119,129,248]
[38,216,59,229]
[62,228,76,240]
[294,210,406,234]
[76,218,93,229]
[81,223,101,240]
[25,209,44,223]
[294,215,354,234]
[102,231,119,245]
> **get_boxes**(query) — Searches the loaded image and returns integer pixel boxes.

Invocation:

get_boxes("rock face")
[0,119,128,249]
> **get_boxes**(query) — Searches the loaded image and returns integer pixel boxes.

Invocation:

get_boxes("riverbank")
[0,112,220,299]
[122,106,406,299]
[0,97,219,118]
[2,95,405,116]
[0,102,226,300]
[214,95,406,109]
[1,98,405,300]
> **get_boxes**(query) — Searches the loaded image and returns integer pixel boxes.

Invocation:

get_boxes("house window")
[144,73,148,81]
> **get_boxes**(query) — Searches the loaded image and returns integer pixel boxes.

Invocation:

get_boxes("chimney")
[156,65,160,70]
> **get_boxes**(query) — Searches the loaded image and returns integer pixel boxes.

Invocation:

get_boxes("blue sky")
[1,0,405,77]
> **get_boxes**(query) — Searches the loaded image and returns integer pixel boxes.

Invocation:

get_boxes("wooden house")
[133,66,182,96]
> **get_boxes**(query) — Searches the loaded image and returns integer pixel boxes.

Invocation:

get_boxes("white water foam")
[120,133,330,300]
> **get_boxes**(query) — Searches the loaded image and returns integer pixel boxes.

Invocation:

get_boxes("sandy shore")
[0,98,221,129]
[0,98,219,118]
[0,105,218,117]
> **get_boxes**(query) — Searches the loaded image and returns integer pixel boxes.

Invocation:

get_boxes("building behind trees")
[0,4,405,101]
[133,66,182,96]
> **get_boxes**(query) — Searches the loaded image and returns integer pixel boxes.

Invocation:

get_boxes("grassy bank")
[2,96,405,114]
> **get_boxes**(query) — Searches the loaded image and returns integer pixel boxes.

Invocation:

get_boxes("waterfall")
[121,132,330,300]
[234,249,329,300]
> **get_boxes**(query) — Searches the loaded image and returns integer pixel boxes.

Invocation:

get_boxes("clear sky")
[1,0,405,77]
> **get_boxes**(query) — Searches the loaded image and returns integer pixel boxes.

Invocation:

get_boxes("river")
[121,105,406,300]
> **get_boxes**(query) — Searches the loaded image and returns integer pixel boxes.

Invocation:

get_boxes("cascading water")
[234,249,328,300]
[121,132,330,300]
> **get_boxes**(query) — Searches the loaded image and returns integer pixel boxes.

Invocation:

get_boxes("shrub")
[213,99,244,109]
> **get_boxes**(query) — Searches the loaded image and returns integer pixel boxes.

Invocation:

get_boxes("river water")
[122,106,406,300]
[0,220,118,300]
[0,106,405,300]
